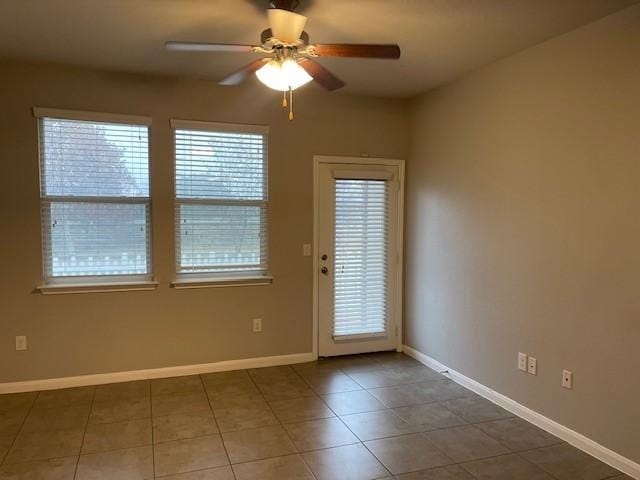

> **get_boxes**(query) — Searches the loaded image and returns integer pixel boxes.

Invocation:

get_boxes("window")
[172,120,269,281]
[36,109,152,286]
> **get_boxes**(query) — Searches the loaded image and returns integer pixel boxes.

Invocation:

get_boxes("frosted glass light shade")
[256,59,312,91]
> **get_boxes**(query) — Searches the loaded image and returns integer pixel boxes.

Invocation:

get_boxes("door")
[316,160,403,357]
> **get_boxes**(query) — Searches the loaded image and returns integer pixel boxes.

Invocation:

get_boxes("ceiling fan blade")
[219,58,269,86]
[165,41,255,53]
[297,59,345,91]
[312,44,401,59]
[267,9,307,43]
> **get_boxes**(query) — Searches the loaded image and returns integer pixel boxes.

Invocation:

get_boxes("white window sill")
[36,281,159,295]
[171,276,273,289]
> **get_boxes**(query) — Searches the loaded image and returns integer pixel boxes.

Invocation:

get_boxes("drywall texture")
[0,60,409,383]
[405,5,640,463]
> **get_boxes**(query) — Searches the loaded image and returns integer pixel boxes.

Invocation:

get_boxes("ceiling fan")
[166,0,401,120]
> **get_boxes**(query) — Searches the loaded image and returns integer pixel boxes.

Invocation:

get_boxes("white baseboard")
[0,352,315,394]
[402,344,640,480]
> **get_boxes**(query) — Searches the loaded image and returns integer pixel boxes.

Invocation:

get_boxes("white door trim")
[312,155,405,359]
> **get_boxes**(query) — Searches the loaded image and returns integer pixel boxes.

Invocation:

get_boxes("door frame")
[312,155,405,359]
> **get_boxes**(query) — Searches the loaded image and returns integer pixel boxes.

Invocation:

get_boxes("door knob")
[320,266,328,275]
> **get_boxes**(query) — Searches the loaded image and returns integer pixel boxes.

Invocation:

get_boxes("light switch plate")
[518,352,527,371]
[527,356,537,375]
[303,244,312,257]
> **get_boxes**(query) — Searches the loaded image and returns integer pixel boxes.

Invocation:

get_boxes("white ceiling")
[0,0,636,98]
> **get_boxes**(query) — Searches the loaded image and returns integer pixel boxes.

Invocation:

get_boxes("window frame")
[170,119,271,288]
[34,107,156,293]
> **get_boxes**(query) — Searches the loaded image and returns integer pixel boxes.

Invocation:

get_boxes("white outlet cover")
[518,352,527,371]
[562,370,573,389]
[252,318,262,333]
[15,336,27,351]
[303,244,312,257]
[527,356,537,375]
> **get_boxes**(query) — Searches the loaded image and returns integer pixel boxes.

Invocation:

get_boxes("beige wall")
[0,60,409,383]
[406,5,640,463]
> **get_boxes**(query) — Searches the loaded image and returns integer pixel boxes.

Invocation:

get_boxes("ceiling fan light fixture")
[255,58,312,91]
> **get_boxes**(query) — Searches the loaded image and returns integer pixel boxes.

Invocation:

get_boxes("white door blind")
[39,117,151,282]
[333,179,390,338]
[174,127,268,275]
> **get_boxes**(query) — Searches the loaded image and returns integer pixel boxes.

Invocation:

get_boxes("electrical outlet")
[518,352,528,371]
[562,370,573,389]
[15,336,27,351]
[252,318,262,333]
[527,356,537,375]
[303,244,312,257]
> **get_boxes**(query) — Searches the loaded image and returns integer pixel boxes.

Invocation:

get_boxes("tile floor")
[0,352,631,479]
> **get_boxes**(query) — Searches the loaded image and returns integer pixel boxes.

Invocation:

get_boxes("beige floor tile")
[33,386,95,409]
[441,396,513,423]
[475,418,562,451]
[347,369,404,389]
[395,464,475,479]
[5,427,84,463]
[94,381,150,403]
[340,410,422,441]
[152,391,211,417]
[269,396,335,423]
[302,443,390,480]
[151,376,204,396]
[302,372,363,394]
[248,366,298,382]
[392,403,467,430]
[82,418,152,454]
[0,393,37,413]
[284,417,359,451]
[418,381,476,403]
[214,400,278,433]
[232,454,315,479]
[222,425,297,464]
[156,466,234,479]
[153,410,218,443]
[90,397,151,424]
[153,434,229,477]
[321,390,386,416]
[0,434,14,462]
[0,408,29,437]
[203,373,260,400]
[365,433,453,475]
[22,403,90,433]
[423,425,510,463]
[521,443,623,480]
[462,454,555,479]
[0,455,78,480]
[255,377,315,402]
[76,445,153,480]
[368,383,442,408]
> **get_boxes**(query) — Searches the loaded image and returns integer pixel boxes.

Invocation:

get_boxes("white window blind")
[333,179,390,338]
[173,123,268,276]
[38,115,151,283]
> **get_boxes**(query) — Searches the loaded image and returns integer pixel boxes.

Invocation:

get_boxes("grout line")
[73,387,97,479]
[148,381,156,480]
[199,373,237,480]
[0,392,40,467]
[249,367,320,480]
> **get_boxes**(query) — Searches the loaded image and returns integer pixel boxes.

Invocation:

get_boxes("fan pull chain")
[289,87,294,121]
[282,91,288,108]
